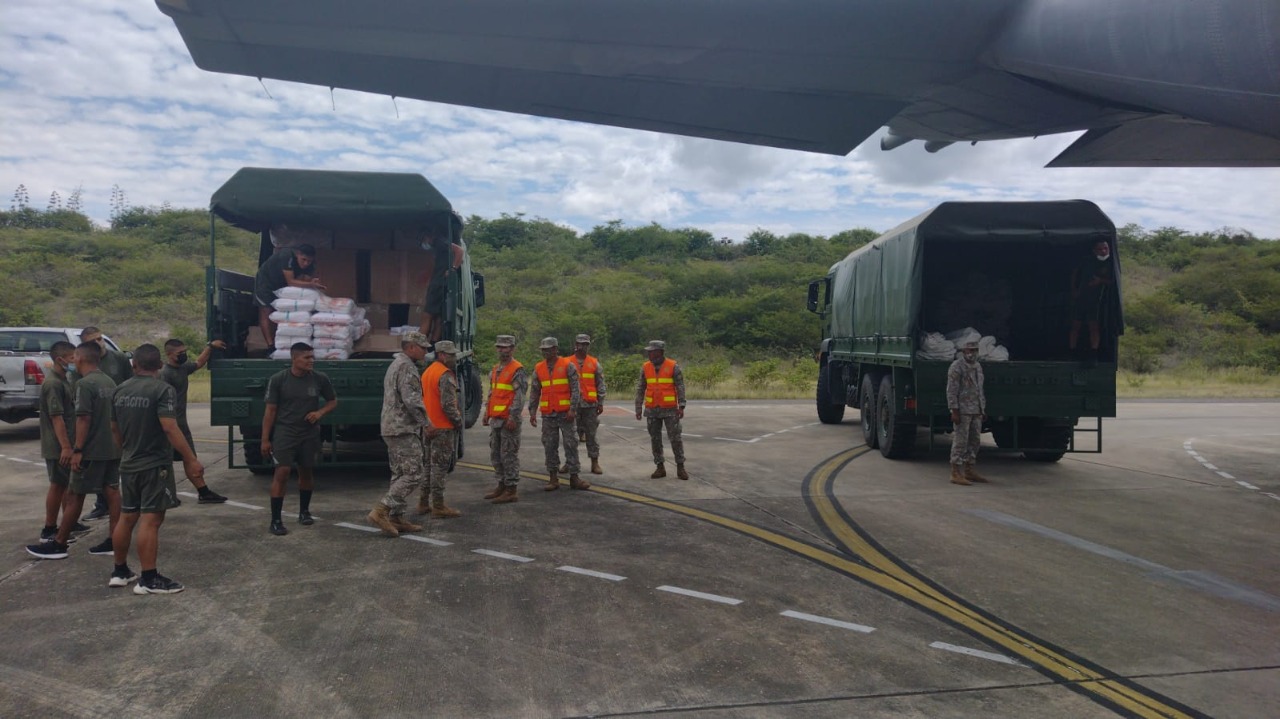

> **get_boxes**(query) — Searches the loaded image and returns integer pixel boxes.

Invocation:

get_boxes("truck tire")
[816,358,845,424]
[462,363,483,429]
[239,426,275,475]
[876,375,916,459]
[859,374,878,448]
[990,419,1017,450]
[1024,424,1070,463]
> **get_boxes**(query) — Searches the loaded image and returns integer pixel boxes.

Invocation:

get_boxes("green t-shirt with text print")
[113,376,178,473]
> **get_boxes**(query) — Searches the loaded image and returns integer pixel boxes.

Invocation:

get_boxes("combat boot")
[590,458,603,475]
[545,470,560,491]
[366,504,400,537]
[483,481,506,500]
[650,464,667,479]
[491,486,518,504]
[676,464,689,481]
[390,515,424,533]
[415,493,432,516]
[950,464,971,486]
[964,463,989,483]
[559,463,569,474]
[569,474,591,490]
[430,497,461,519]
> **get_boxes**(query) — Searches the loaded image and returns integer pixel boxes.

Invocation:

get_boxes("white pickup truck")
[0,328,124,424]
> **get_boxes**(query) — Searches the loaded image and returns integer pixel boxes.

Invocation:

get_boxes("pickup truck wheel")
[461,363,483,429]
[859,374,878,448]
[239,426,275,475]
[876,375,916,459]
[1024,424,1070,462]
[816,358,846,425]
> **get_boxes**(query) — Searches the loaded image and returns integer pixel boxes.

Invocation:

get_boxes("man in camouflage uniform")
[529,337,587,491]
[946,340,989,486]
[368,332,433,537]
[634,340,689,480]
[482,335,526,504]
[418,340,464,518]
[560,333,606,476]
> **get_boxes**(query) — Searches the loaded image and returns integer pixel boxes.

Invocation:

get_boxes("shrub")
[742,358,780,388]
[685,360,729,390]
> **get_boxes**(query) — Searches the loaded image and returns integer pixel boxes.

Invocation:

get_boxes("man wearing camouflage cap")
[946,340,989,486]
[529,337,587,491]
[482,335,527,504]
[560,333,605,476]
[368,332,432,537]
[634,340,689,480]
[418,340,464,517]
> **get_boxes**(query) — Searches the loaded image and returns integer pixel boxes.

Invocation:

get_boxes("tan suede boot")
[964,463,989,483]
[950,463,971,486]
[483,481,506,500]
[430,497,461,518]
[590,458,603,475]
[544,470,560,491]
[676,464,689,481]
[415,494,432,516]
[367,504,400,537]
[650,464,667,479]
[569,474,591,490]
[559,463,569,474]
[390,515,424,533]
[491,486,518,504]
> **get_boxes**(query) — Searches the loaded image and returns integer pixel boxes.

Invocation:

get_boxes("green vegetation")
[2,203,1276,398]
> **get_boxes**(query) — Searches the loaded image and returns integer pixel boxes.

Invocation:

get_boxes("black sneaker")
[108,567,138,588]
[88,538,114,556]
[133,574,184,595]
[197,490,228,504]
[84,506,109,521]
[297,511,314,525]
[71,522,92,534]
[26,542,69,560]
[172,495,182,507]
[39,526,57,542]
[269,519,289,536]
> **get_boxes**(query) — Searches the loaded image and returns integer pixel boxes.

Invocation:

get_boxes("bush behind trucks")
[809,201,1121,462]
[206,168,485,472]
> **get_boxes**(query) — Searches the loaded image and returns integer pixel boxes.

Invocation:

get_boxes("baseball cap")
[433,340,459,355]
[538,337,559,349]
[644,340,666,351]
[495,335,516,347]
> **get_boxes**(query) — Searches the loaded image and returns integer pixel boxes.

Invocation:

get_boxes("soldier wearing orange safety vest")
[560,333,606,476]
[528,337,587,491]
[418,340,463,518]
[482,334,527,504]
[633,340,688,480]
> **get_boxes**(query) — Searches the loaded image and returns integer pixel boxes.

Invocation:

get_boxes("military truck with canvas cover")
[808,201,1121,462]
[206,168,484,471]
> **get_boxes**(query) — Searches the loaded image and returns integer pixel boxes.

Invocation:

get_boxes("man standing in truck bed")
[947,341,990,486]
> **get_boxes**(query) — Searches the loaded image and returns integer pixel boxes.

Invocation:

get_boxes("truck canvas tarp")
[811,200,1121,462]
[207,168,483,471]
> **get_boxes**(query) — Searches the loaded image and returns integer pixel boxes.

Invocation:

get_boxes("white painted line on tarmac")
[1265,493,1280,502]
[1201,463,1219,470]
[656,585,743,605]
[713,437,758,444]
[929,641,1026,667]
[473,549,534,563]
[1187,452,1202,459]
[780,610,875,633]
[8,457,36,464]
[335,522,381,533]
[402,535,452,546]
[1236,480,1258,490]
[683,433,703,438]
[558,566,626,582]
[225,501,265,511]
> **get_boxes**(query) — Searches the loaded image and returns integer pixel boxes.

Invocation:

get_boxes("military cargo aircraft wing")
[156,0,1280,167]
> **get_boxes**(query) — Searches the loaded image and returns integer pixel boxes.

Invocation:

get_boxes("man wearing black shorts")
[261,342,337,536]
[110,344,204,593]
[26,341,121,559]
[160,337,229,503]
[254,244,325,348]
[35,341,83,542]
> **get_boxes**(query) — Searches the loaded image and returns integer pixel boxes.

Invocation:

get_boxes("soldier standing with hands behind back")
[561,333,605,476]
[634,340,689,480]
[417,340,464,518]
[947,340,989,486]
[530,337,587,491]
[482,335,527,504]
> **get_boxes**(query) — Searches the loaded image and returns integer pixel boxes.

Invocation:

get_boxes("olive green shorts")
[120,465,179,514]
[45,459,71,488]
[272,435,321,469]
[70,459,120,495]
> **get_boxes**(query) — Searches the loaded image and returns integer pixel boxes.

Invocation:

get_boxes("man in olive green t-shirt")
[36,341,77,543]
[109,344,205,593]
[262,342,337,536]
[79,326,132,521]
[159,337,229,504]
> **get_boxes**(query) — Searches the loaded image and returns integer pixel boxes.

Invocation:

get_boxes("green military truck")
[808,201,1121,462]
[205,168,485,471]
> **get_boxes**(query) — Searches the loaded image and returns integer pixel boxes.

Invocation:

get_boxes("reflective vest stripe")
[535,358,573,414]
[422,361,456,429]
[486,360,523,419]
[576,355,600,403]
[643,359,678,408]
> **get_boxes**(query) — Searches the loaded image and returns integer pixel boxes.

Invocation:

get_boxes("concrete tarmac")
[1,400,1276,718]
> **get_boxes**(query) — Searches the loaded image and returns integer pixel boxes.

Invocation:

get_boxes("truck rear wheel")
[816,358,845,424]
[1024,423,1070,463]
[462,363,483,429]
[239,426,275,475]
[876,375,916,459]
[859,374,878,448]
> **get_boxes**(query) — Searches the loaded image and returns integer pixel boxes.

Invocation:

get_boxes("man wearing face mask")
[34,341,85,543]
[159,338,230,504]
[78,326,132,521]
[1069,240,1115,365]
[947,341,989,486]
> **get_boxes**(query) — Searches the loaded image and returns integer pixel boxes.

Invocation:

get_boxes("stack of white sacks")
[269,287,371,360]
[915,326,1010,362]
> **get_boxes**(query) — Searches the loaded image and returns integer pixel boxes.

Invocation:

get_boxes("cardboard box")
[353,330,404,355]
[361,303,390,332]
[314,248,360,300]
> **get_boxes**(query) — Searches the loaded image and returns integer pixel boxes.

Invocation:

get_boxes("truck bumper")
[0,394,39,424]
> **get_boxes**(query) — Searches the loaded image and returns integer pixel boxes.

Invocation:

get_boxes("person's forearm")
[195,345,214,368]
[162,422,198,463]
[75,416,90,448]
[53,422,71,451]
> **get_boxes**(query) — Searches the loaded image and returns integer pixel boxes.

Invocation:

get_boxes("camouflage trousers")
[951,414,981,464]
[540,412,579,473]
[574,405,601,459]
[381,434,426,516]
[647,415,685,465]
[419,429,456,503]
[489,419,521,487]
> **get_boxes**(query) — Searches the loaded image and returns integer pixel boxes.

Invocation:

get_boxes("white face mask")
[1095,249,1110,261]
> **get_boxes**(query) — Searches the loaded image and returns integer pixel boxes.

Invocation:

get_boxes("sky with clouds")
[2,0,1278,241]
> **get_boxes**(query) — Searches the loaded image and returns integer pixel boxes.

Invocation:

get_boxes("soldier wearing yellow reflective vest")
[634,340,688,480]
[560,333,606,476]
[529,337,587,491]
[482,335,527,504]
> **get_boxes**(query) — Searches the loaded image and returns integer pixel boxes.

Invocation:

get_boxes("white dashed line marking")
[473,549,534,563]
[401,535,452,546]
[656,585,743,605]
[1236,481,1259,490]
[713,437,758,444]
[557,566,626,582]
[335,522,381,533]
[780,610,875,633]
[225,501,265,511]
[1265,493,1280,502]
[929,641,1027,667]
[1201,463,1219,470]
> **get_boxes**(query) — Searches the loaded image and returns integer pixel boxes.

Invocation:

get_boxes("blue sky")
[3,0,1278,240]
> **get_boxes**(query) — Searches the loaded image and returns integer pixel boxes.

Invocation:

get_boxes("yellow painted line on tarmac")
[456,457,1200,718]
